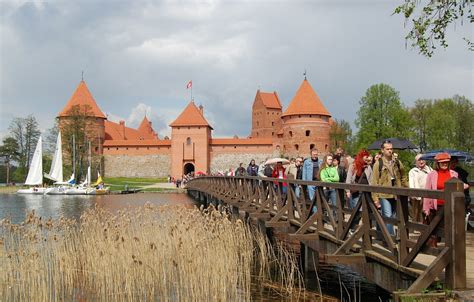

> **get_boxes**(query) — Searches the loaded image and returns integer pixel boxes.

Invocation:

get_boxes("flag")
[186,80,192,89]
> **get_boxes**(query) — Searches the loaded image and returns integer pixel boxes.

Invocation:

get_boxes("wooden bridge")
[186,176,471,297]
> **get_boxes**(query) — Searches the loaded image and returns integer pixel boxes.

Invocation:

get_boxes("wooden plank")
[289,233,319,241]
[265,221,290,228]
[406,247,450,294]
[249,213,270,219]
[325,254,367,264]
[334,225,363,255]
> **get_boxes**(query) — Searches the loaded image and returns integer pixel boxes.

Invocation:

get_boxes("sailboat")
[86,171,110,195]
[44,132,72,195]
[17,137,46,194]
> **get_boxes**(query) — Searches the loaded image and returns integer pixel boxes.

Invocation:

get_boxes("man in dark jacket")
[247,159,259,176]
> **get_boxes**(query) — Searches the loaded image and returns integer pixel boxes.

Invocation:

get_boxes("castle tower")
[250,90,282,138]
[58,80,106,154]
[169,101,212,179]
[280,79,331,157]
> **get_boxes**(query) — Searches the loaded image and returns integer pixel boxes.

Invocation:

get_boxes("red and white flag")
[186,80,192,89]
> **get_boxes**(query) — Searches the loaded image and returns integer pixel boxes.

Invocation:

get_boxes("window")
[289,131,293,137]
[294,144,299,151]
[257,121,259,126]
[306,130,311,136]
[325,144,328,151]
[272,122,274,126]
[310,144,315,150]
[272,132,274,136]
[186,137,192,145]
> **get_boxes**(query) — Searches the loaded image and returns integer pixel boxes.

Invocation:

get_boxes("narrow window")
[310,144,315,150]
[289,131,293,137]
[306,130,311,136]
[325,144,328,151]
[294,144,299,151]
[186,137,192,145]
[272,122,274,126]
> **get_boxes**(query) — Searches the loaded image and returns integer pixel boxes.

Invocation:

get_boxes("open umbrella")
[367,138,417,150]
[420,149,473,161]
[264,158,290,165]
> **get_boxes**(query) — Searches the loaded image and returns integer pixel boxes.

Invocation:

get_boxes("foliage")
[409,96,474,153]
[355,83,414,151]
[329,119,354,154]
[394,0,473,57]
[45,120,59,156]
[7,115,41,180]
[0,137,20,184]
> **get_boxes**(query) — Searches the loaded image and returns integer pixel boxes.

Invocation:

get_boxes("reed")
[1,204,307,301]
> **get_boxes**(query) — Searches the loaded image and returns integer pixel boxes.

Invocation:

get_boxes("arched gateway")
[183,163,195,175]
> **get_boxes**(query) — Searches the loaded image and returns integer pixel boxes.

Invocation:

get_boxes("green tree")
[410,99,432,152]
[394,0,473,57]
[355,83,414,150]
[60,104,101,183]
[452,95,474,153]
[8,115,41,180]
[329,119,353,154]
[0,137,20,184]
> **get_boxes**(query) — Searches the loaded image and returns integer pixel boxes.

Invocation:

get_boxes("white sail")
[45,132,63,182]
[25,136,43,185]
[86,165,91,186]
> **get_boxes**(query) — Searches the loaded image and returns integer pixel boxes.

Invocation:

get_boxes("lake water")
[0,192,391,301]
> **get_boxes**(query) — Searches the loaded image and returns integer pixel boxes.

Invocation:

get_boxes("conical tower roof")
[282,79,331,117]
[169,101,213,129]
[58,80,106,118]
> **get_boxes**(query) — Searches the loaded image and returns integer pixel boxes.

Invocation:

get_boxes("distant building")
[57,79,332,179]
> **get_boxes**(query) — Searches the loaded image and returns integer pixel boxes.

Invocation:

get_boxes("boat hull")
[17,188,47,194]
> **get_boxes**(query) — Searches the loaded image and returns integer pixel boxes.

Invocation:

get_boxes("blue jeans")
[349,194,362,230]
[380,198,396,236]
[307,185,318,213]
[324,189,337,219]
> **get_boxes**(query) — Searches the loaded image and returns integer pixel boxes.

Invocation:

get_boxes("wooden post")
[444,178,466,289]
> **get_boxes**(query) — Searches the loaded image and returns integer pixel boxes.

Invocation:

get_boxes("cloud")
[0,1,472,142]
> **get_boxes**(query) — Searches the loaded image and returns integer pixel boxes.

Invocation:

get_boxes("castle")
[58,78,332,179]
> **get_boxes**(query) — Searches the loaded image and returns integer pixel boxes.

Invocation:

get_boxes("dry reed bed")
[1,204,304,301]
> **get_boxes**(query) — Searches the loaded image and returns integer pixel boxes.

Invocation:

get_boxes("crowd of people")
[214,142,472,237]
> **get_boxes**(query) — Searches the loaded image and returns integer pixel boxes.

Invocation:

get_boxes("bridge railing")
[185,176,466,293]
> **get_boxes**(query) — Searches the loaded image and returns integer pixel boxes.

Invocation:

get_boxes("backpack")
[264,165,273,177]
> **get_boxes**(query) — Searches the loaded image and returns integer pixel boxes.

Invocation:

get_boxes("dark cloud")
[1,1,472,140]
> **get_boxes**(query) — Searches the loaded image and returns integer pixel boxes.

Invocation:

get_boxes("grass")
[105,177,167,186]
[0,186,18,194]
[0,204,311,301]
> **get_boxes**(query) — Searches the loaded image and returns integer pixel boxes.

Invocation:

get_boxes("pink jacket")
[423,169,458,215]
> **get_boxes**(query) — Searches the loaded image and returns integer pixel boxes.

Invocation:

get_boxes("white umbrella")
[265,158,290,165]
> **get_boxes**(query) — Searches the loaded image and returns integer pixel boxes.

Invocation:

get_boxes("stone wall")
[104,154,171,177]
[210,153,273,174]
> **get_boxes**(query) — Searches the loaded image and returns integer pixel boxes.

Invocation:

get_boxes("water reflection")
[0,193,196,224]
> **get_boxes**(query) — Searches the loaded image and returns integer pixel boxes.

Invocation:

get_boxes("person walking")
[346,149,372,231]
[235,163,246,176]
[247,159,259,176]
[408,154,433,222]
[371,140,408,236]
[302,149,322,202]
[333,154,347,183]
[320,154,339,217]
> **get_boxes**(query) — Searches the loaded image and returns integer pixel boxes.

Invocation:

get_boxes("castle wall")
[104,154,171,177]
[209,144,273,173]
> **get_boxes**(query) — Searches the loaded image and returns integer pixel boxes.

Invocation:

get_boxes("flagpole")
[191,85,193,101]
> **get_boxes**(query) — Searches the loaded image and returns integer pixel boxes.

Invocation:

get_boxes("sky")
[0,0,472,141]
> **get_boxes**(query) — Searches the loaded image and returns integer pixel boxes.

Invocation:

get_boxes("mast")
[72,134,76,180]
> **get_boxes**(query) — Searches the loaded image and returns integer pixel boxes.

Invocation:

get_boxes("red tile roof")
[103,140,171,147]
[282,79,331,117]
[137,116,158,139]
[170,101,212,129]
[211,138,273,145]
[104,120,159,141]
[257,91,282,109]
[58,81,106,118]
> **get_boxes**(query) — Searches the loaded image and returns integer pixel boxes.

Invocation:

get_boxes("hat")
[434,152,451,162]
